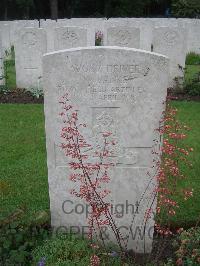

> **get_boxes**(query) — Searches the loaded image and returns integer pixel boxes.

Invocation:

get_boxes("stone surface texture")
[15,27,47,89]
[43,46,169,253]
[152,26,186,84]
[54,26,89,50]
[105,26,140,48]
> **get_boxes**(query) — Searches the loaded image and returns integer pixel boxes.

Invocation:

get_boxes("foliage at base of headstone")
[186,53,200,66]
[184,71,200,96]
[165,227,200,266]
[32,233,121,266]
[29,86,44,99]
[0,208,50,265]
[0,85,10,95]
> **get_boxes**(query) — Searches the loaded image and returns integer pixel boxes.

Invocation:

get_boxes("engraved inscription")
[116,147,152,168]
[67,62,150,78]
[163,30,178,46]
[62,29,78,43]
[87,83,136,104]
[22,32,37,46]
[23,56,37,69]
[56,81,147,105]
[113,30,132,46]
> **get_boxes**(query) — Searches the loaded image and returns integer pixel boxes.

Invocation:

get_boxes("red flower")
[90,254,100,266]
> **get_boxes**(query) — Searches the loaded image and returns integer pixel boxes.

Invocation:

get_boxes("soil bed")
[1,88,200,104]
[0,88,44,104]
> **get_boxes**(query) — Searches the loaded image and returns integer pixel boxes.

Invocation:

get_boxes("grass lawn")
[4,59,16,89]
[0,102,200,227]
[185,65,200,82]
[0,104,49,223]
[169,101,200,227]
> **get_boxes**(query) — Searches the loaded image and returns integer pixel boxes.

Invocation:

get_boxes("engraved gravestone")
[0,23,11,52]
[54,26,88,50]
[43,47,169,253]
[105,26,140,48]
[152,26,186,85]
[10,20,39,46]
[15,28,47,89]
[186,20,200,54]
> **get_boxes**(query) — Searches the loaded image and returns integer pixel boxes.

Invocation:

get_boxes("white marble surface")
[43,46,169,253]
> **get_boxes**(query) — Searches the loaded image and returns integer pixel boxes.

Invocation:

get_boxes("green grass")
[4,59,16,89]
[185,52,200,65]
[185,65,200,83]
[0,102,200,228]
[168,101,200,227]
[0,104,49,223]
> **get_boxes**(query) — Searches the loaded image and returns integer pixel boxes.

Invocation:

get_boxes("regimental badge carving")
[123,149,138,165]
[96,111,114,128]
[113,30,131,46]
[163,30,178,46]
[91,109,121,160]
[22,32,37,46]
[62,30,78,43]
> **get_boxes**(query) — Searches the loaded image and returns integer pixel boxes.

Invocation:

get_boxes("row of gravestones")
[0,18,200,52]
[41,20,190,254]
[0,18,200,89]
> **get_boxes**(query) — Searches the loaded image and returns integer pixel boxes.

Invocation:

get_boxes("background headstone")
[15,27,47,89]
[0,22,11,53]
[54,26,89,50]
[10,20,39,46]
[104,19,153,51]
[105,26,140,48]
[43,47,169,253]
[186,20,200,54]
[152,26,187,85]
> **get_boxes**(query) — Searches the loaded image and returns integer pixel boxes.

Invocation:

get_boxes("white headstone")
[186,20,200,54]
[41,20,59,52]
[104,19,153,51]
[43,47,169,253]
[10,20,39,46]
[105,26,140,48]
[15,27,47,89]
[54,26,90,50]
[42,19,98,52]
[152,26,187,84]
[0,23,11,53]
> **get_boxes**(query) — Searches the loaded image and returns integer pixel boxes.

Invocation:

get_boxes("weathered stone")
[105,26,140,48]
[54,26,89,50]
[43,47,169,253]
[0,23,11,52]
[152,26,187,85]
[104,19,153,51]
[42,19,98,52]
[10,20,39,46]
[186,20,200,54]
[15,27,47,89]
